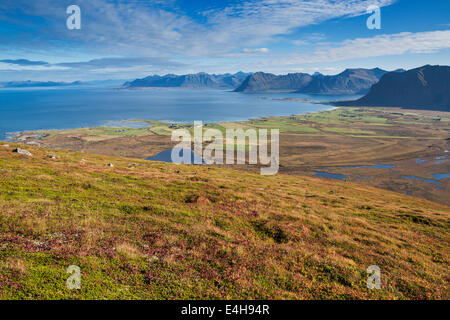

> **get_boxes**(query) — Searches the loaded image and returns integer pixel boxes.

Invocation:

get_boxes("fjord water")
[0,86,357,140]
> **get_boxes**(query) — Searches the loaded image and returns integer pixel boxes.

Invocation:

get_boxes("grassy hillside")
[17,107,450,205]
[0,143,448,299]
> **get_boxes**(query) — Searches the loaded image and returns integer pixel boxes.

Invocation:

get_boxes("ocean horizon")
[0,86,359,140]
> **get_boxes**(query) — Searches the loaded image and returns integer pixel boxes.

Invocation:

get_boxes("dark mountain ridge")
[234,68,389,94]
[234,72,312,93]
[0,79,129,88]
[124,72,251,89]
[0,80,82,88]
[339,65,450,111]
[297,68,388,95]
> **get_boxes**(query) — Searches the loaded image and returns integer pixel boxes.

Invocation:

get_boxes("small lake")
[0,86,359,140]
[433,173,450,180]
[146,148,205,164]
[314,168,449,189]
[402,176,442,184]
[340,164,395,169]
[313,171,348,180]
[414,155,448,164]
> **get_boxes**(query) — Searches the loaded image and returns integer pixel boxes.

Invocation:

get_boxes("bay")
[0,86,360,140]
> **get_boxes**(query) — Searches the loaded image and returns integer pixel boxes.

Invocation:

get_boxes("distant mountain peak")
[124,72,251,89]
[234,72,311,93]
[234,68,387,94]
[0,80,83,88]
[341,65,450,111]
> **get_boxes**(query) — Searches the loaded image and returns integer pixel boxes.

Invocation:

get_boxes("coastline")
[0,86,343,142]
[4,104,339,144]
[3,106,449,205]
[7,104,450,145]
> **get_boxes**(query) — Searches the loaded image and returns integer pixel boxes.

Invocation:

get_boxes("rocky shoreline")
[4,131,48,146]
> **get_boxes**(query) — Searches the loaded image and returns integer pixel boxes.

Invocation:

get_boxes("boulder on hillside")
[13,148,32,156]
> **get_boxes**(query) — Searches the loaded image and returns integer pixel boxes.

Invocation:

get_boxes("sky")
[0,0,449,81]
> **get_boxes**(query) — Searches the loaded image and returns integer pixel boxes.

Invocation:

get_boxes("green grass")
[32,107,440,143]
[0,143,448,300]
[322,127,376,135]
[41,126,151,137]
[350,135,442,139]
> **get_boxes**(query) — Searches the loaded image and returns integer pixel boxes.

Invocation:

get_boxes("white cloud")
[242,48,270,53]
[252,30,450,68]
[4,0,450,78]
[0,0,396,57]
[0,62,67,72]
[286,66,341,74]
[201,0,395,51]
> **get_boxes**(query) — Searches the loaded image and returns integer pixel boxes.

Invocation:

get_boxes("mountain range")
[124,68,394,94]
[3,66,449,111]
[0,80,83,88]
[234,68,395,94]
[298,68,389,95]
[234,72,313,93]
[0,79,128,88]
[339,65,450,110]
[123,72,251,89]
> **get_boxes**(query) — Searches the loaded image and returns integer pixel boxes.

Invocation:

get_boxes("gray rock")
[13,148,32,156]
[26,141,42,146]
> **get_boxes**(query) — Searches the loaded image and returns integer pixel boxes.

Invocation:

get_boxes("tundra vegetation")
[0,141,448,299]
[16,107,450,205]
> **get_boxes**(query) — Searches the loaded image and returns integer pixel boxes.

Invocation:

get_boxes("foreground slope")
[0,143,448,299]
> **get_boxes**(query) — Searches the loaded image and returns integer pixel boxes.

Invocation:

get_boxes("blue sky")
[0,0,449,81]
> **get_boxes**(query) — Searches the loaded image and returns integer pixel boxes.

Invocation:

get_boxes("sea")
[0,85,361,140]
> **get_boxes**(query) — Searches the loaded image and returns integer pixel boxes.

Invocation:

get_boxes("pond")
[146,148,205,164]
[402,176,442,184]
[313,171,348,180]
[432,173,450,180]
[340,164,395,169]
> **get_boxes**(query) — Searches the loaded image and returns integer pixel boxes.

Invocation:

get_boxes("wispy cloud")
[252,30,450,68]
[201,0,395,51]
[0,59,49,66]
[242,48,270,54]
[55,57,184,69]
[0,0,396,57]
[2,0,449,79]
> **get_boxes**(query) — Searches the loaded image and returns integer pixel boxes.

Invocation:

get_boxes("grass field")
[0,143,449,299]
[10,106,450,205]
